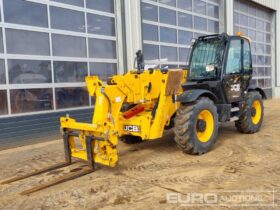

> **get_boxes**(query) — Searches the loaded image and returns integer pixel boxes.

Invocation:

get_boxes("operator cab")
[184,33,254,104]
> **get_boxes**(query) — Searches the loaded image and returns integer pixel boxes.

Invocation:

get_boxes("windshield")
[189,39,225,80]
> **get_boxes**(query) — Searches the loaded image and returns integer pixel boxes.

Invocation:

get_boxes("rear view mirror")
[206,64,215,72]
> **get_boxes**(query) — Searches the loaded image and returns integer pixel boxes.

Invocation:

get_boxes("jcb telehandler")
[59,32,265,167]
[2,33,265,194]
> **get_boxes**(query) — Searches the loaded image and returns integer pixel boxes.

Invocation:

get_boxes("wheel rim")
[196,110,214,143]
[251,100,262,125]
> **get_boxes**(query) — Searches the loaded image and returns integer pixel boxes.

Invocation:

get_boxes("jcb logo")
[231,84,241,92]
[124,125,141,132]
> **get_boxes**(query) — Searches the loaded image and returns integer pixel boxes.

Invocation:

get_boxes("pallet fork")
[1,132,102,195]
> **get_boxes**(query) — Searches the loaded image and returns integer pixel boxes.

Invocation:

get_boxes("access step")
[230,116,239,122]
[231,107,240,112]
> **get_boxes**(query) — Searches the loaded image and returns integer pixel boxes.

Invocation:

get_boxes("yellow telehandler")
[2,33,265,195]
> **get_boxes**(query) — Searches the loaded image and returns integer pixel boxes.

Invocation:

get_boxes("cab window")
[243,40,252,73]
[225,40,242,74]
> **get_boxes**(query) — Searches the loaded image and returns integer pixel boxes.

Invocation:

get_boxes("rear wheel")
[173,97,219,155]
[235,91,264,133]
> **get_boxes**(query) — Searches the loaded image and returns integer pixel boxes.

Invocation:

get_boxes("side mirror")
[206,64,216,72]
[191,38,196,43]
[134,50,144,73]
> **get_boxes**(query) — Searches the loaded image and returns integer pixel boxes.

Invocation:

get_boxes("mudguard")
[176,89,218,103]
[248,85,267,99]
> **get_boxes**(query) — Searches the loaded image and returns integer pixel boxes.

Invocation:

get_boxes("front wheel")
[173,97,219,155]
[235,91,264,133]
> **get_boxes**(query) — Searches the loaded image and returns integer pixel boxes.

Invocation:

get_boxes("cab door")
[222,38,249,103]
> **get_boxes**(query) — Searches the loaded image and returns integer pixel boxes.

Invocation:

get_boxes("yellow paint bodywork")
[60,69,187,167]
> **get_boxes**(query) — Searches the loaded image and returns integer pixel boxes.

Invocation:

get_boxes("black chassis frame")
[177,33,266,122]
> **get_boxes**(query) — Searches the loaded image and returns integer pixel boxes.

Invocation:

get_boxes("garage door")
[141,0,221,68]
[234,0,273,96]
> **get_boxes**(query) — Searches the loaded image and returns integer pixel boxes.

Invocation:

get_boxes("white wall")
[124,0,142,70]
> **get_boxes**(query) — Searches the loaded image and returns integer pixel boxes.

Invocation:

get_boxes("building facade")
[0,0,279,148]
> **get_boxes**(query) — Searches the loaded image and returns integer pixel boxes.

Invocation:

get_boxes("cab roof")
[198,33,251,43]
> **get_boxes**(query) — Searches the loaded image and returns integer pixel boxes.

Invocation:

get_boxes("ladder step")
[231,107,240,112]
[230,116,239,122]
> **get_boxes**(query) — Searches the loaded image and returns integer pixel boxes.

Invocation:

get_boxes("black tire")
[173,97,219,155]
[235,91,264,134]
[120,135,143,144]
